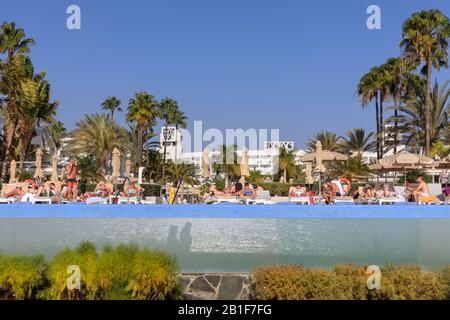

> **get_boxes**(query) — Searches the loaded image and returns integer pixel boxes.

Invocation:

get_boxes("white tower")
[160,126,183,162]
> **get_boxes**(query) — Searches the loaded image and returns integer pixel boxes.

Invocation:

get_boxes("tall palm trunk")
[393,84,400,154]
[375,92,380,160]
[19,128,35,171]
[136,125,143,170]
[424,57,432,156]
[162,123,168,183]
[379,96,384,158]
[1,118,18,178]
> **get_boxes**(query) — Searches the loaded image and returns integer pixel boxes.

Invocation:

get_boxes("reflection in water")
[166,222,192,253]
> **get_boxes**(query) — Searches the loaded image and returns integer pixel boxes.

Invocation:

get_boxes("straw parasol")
[369,151,434,186]
[111,147,121,179]
[50,154,58,181]
[202,148,211,178]
[125,158,132,177]
[240,148,249,183]
[301,141,348,194]
[34,148,43,179]
[9,160,17,183]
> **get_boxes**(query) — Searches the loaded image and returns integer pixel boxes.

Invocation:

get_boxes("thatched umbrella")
[202,148,211,178]
[240,147,249,183]
[369,151,434,186]
[34,148,43,179]
[50,154,58,181]
[125,158,132,177]
[301,141,348,194]
[9,160,17,183]
[111,147,121,179]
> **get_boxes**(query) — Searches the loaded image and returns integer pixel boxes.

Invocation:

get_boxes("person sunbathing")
[121,181,141,197]
[323,179,340,205]
[208,183,224,196]
[412,176,429,202]
[289,185,307,198]
[353,186,369,200]
[83,182,110,200]
[239,183,256,199]
[6,185,26,201]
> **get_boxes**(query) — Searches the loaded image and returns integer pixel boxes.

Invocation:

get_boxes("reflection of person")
[166,226,179,249]
[180,222,192,252]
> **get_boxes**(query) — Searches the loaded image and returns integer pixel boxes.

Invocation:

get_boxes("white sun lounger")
[31,197,52,204]
[0,197,16,204]
[246,190,272,205]
[290,197,310,205]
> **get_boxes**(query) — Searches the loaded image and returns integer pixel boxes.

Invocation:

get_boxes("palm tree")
[213,145,241,188]
[0,55,37,176]
[0,22,35,59]
[43,121,66,157]
[383,57,414,154]
[166,161,199,186]
[278,147,296,183]
[158,97,180,182]
[340,128,376,158]
[328,157,371,182]
[386,78,449,152]
[16,73,58,169]
[64,114,129,173]
[401,9,450,156]
[306,131,342,152]
[358,68,381,159]
[101,96,122,120]
[171,109,188,162]
[126,92,158,170]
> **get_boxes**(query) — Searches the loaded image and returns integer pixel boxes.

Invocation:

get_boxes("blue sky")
[1,0,449,149]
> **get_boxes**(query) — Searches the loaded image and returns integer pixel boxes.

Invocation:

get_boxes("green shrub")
[253,264,448,300]
[41,242,181,300]
[0,254,47,299]
[41,241,98,300]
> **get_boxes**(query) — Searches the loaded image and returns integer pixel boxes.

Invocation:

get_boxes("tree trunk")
[283,168,287,184]
[1,119,18,178]
[19,127,35,171]
[137,125,143,170]
[375,92,380,160]
[162,123,168,183]
[379,96,384,158]
[394,84,399,154]
[424,57,432,156]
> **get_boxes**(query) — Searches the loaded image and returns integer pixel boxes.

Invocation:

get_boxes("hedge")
[252,264,450,300]
[0,242,181,300]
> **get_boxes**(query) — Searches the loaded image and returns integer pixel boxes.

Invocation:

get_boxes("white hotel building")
[159,127,307,176]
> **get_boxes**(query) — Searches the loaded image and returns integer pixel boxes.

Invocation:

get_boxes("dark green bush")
[252,264,448,300]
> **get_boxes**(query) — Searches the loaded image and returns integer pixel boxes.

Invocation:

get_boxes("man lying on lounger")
[289,185,307,198]
[239,183,256,199]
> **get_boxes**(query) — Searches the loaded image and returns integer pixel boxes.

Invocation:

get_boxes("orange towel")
[418,195,441,204]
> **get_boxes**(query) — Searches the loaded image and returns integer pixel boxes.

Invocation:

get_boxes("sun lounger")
[246,190,272,205]
[31,197,52,204]
[289,197,311,205]
[0,197,16,204]
[117,196,140,204]
[214,196,240,204]
[334,196,354,204]
[86,197,108,205]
